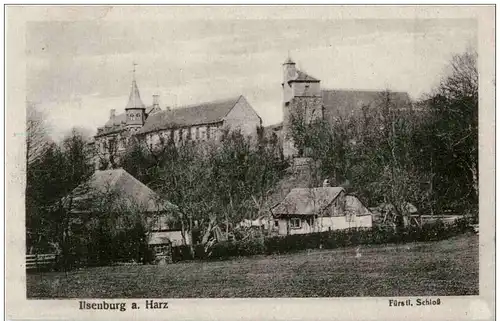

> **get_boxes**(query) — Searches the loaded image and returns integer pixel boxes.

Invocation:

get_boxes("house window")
[290,218,301,229]
[274,220,279,228]
[195,127,200,140]
[346,213,355,222]
[153,245,170,255]
[207,126,211,139]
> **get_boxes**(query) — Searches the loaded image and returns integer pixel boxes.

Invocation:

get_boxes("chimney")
[152,94,159,107]
[110,109,116,119]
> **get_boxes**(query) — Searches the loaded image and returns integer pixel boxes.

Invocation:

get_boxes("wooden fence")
[26,253,57,271]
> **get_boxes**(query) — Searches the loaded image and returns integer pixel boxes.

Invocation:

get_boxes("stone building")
[275,57,412,158]
[94,71,262,169]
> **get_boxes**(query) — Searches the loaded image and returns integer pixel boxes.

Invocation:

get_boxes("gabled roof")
[62,168,177,214]
[289,70,320,83]
[137,96,243,135]
[125,80,146,110]
[271,187,345,216]
[322,89,411,121]
[345,195,372,216]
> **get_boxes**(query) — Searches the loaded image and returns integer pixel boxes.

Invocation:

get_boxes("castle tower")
[125,63,146,131]
[282,57,323,158]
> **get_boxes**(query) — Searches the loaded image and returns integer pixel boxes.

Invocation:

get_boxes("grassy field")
[27,234,478,298]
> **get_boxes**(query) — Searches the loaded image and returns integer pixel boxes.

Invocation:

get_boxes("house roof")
[322,89,411,121]
[125,80,146,110]
[63,168,177,214]
[137,96,243,134]
[271,187,345,216]
[345,195,372,216]
[289,70,320,83]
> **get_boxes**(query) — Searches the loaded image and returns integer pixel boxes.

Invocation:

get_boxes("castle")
[93,69,262,168]
[277,57,411,158]
[94,58,411,166]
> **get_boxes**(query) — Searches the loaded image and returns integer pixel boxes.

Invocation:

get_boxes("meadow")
[27,234,478,298]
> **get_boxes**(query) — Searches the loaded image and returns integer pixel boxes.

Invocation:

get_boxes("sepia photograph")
[4,4,495,321]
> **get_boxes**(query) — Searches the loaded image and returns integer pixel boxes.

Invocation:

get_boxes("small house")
[58,168,188,259]
[270,187,372,235]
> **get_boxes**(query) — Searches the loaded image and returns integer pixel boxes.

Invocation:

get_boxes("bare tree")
[26,102,51,167]
[433,50,478,200]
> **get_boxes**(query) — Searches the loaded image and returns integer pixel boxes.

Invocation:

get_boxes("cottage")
[58,168,189,257]
[270,187,372,235]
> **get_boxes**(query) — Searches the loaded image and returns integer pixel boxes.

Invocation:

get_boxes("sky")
[26,15,477,141]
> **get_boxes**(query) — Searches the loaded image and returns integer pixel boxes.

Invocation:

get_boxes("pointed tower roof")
[125,79,146,110]
[283,56,296,65]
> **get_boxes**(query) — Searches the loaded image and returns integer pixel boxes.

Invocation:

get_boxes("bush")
[173,218,473,263]
[171,245,194,262]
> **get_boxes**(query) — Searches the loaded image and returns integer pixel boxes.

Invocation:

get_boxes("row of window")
[281,215,357,230]
[128,113,143,121]
[148,125,218,145]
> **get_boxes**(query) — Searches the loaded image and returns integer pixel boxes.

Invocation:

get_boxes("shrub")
[171,245,194,262]
[171,218,473,263]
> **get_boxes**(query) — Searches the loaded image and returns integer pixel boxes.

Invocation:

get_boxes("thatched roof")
[271,187,345,216]
[345,195,372,216]
[61,168,177,214]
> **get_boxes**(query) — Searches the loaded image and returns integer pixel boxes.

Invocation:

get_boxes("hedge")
[172,217,474,262]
